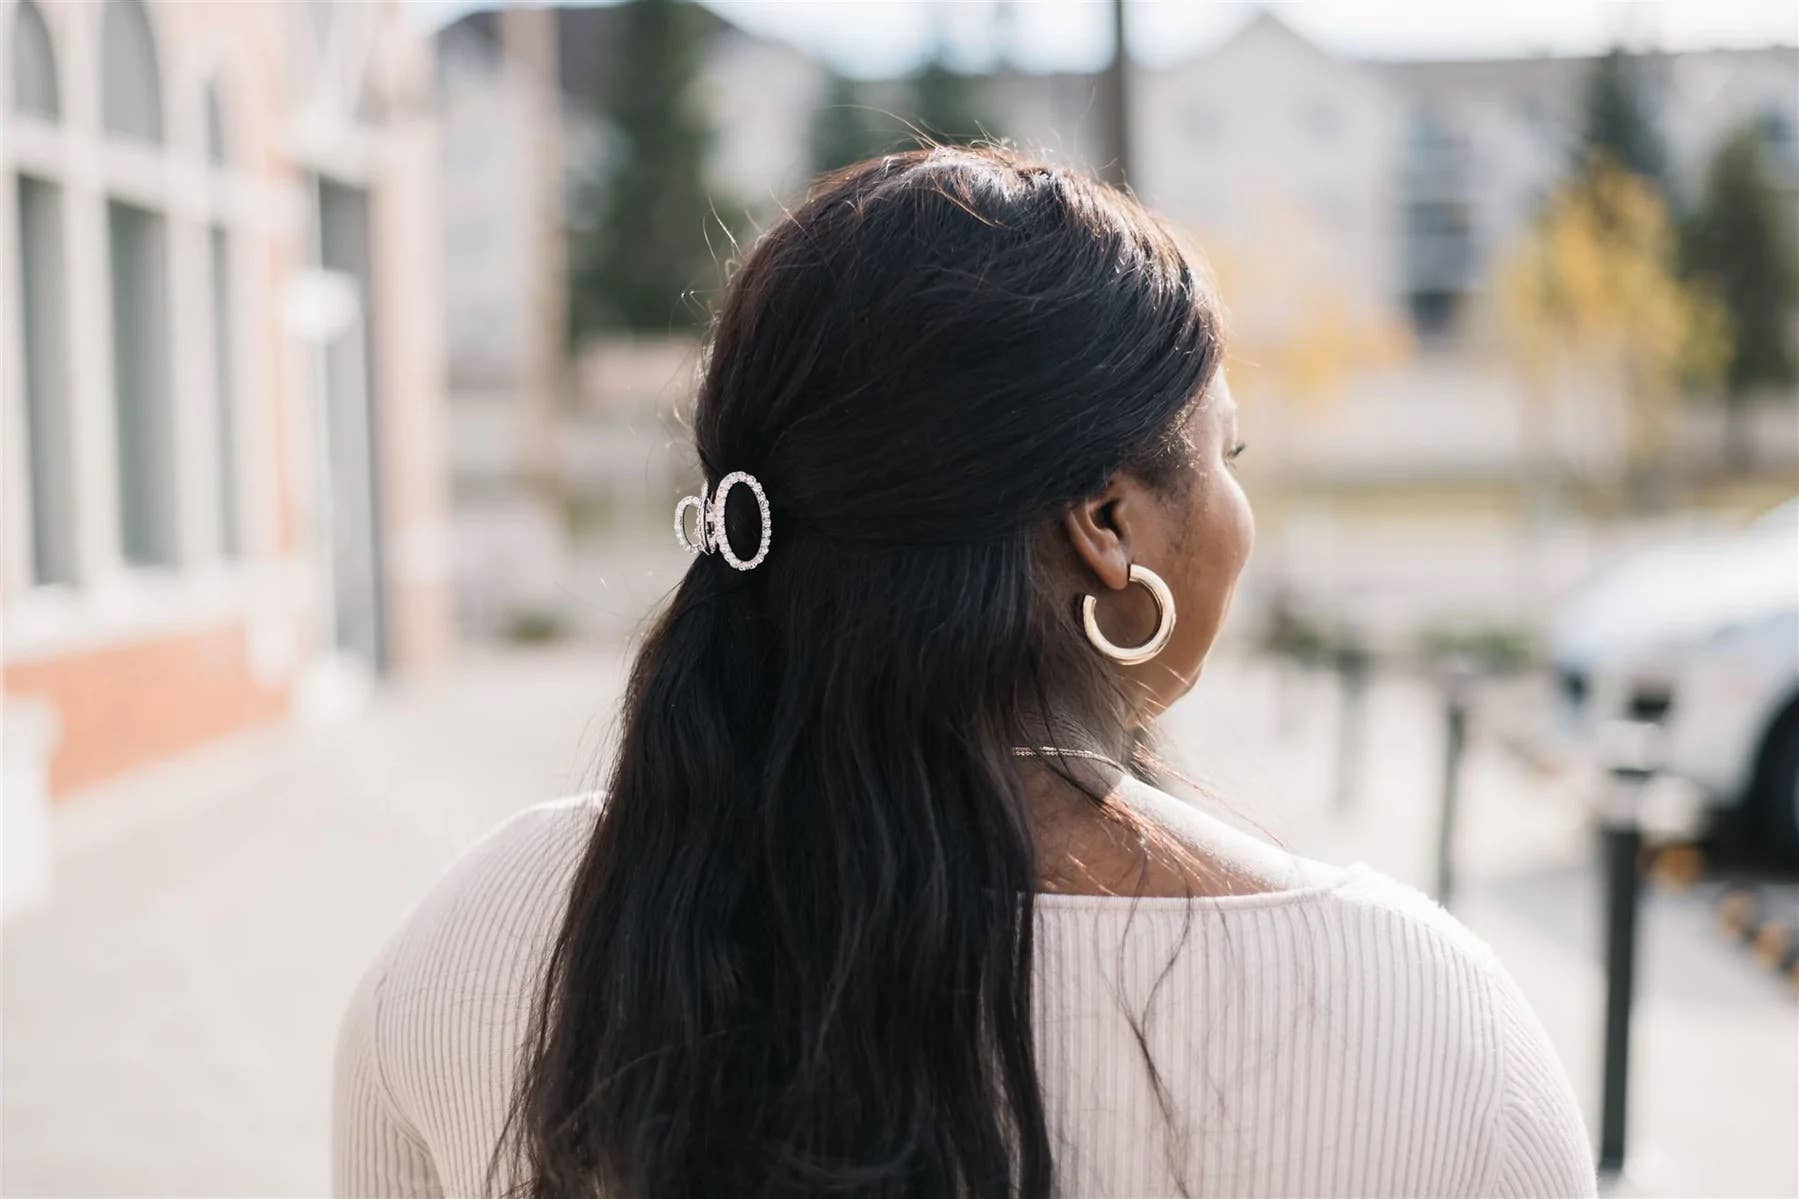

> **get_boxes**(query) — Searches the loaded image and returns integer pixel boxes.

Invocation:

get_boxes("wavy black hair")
[500,145,1224,1197]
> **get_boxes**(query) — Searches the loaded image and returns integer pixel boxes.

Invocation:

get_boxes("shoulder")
[1325,862,1510,972]
[333,796,601,1182]
[1321,867,1596,1196]
[1317,864,1539,1056]
[393,794,600,959]
[367,793,599,1019]
[340,789,600,1008]
[1034,862,1593,1195]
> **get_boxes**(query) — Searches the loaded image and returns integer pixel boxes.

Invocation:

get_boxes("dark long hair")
[502,146,1224,1197]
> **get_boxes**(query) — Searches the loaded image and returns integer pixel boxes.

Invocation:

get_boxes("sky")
[413,0,1799,77]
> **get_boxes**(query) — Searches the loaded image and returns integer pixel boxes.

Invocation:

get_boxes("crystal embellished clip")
[673,471,771,571]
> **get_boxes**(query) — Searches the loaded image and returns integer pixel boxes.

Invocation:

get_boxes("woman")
[334,146,1593,1198]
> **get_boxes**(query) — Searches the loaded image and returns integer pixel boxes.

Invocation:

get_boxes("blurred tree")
[911,52,991,146]
[1191,194,1411,578]
[1681,120,1799,465]
[1579,48,1665,187]
[1498,164,1730,504]
[1200,194,1412,413]
[566,0,717,338]
[809,71,891,175]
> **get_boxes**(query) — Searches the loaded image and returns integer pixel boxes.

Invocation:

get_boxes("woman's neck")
[1012,753,1296,901]
[1010,756,1186,898]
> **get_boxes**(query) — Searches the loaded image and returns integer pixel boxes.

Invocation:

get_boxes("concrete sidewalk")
[3,644,629,1197]
[3,644,1794,1196]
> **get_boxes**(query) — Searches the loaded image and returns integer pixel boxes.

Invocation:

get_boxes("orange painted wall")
[4,625,289,798]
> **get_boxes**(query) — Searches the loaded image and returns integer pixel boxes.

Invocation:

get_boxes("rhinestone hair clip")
[674,471,772,571]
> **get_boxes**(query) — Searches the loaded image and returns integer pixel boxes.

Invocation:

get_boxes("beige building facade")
[2,0,452,806]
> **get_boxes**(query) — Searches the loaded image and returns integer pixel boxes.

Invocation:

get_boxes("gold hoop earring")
[1081,564,1176,665]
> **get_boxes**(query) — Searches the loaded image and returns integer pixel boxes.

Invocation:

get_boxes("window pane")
[209,225,241,557]
[204,80,228,166]
[16,175,78,584]
[101,0,162,143]
[108,199,177,566]
[315,177,387,668]
[10,0,60,119]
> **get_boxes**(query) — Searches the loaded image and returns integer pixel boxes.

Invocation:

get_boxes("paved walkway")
[3,644,1794,1196]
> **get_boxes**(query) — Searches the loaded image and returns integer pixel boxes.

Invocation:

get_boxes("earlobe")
[1061,488,1133,591]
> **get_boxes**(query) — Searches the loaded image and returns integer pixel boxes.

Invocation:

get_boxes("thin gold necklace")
[1009,746,1120,765]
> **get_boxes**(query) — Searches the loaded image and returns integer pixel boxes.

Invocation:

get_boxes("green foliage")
[1579,48,1665,186]
[810,72,895,175]
[1681,121,1799,399]
[1417,622,1536,675]
[502,607,569,645]
[1261,600,1337,665]
[1498,163,1731,477]
[567,0,719,339]
[910,55,991,146]
[808,54,995,179]
[561,490,618,541]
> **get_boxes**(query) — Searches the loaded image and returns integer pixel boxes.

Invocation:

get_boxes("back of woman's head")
[505,144,1224,1198]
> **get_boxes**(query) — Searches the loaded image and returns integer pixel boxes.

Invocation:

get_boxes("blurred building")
[987,13,1796,350]
[956,15,1798,481]
[1124,18,1795,482]
[1379,42,1799,342]
[435,7,576,631]
[1,0,453,803]
[1138,15,1405,338]
[434,4,823,630]
[429,6,1793,516]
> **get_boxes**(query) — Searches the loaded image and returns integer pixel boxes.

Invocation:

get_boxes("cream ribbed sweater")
[333,790,1595,1197]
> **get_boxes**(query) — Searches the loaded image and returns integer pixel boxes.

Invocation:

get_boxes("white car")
[1551,499,1799,859]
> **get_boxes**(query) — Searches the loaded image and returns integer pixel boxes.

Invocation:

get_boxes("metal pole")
[1596,726,1656,1177]
[1435,684,1468,906]
[1099,0,1132,187]
[1598,811,1643,1172]
[1333,642,1368,812]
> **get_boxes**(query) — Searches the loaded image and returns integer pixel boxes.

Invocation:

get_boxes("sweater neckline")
[1029,860,1372,913]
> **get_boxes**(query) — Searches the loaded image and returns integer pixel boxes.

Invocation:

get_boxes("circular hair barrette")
[674,471,771,571]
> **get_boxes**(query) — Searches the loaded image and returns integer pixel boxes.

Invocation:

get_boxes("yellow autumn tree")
[1497,161,1730,496]
[1186,197,1411,413]
[1170,193,1412,551]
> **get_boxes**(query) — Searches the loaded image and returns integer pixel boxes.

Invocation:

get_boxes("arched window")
[15,176,78,585]
[102,0,177,566]
[10,0,60,119]
[107,195,176,567]
[101,0,163,143]
[11,1,78,585]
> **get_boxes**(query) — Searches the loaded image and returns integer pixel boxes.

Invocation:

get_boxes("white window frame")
[0,0,290,662]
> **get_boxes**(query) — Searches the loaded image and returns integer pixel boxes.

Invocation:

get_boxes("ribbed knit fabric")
[333,793,1595,1198]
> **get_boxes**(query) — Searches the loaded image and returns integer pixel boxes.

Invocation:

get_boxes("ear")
[1061,475,1139,592]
